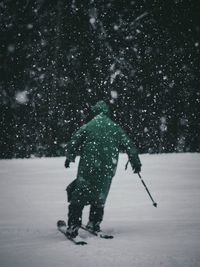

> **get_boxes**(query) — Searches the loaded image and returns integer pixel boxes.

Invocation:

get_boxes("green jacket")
[65,101,141,206]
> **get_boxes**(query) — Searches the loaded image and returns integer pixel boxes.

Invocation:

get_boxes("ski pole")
[137,173,157,208]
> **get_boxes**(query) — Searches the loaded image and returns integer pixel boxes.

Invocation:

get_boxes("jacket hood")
[91,100,109,116]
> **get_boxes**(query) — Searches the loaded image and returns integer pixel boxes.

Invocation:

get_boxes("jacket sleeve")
[65,125,87,162]
[119,128,141,169]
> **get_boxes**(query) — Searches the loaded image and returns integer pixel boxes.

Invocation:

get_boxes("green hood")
[91,100,109,116]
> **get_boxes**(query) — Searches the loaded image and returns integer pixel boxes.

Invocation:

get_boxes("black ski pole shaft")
[138,173,157,208]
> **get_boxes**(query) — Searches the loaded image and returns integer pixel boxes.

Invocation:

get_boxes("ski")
[57,220,87,245]
[81,225,114,239]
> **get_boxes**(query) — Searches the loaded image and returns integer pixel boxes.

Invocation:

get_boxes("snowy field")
[0,153,200,267]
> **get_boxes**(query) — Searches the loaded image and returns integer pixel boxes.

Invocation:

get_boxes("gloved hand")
[64,159,70,168]
[133,165,141,174]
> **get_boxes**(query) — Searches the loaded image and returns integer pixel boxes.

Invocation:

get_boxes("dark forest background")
[1,0,200,158]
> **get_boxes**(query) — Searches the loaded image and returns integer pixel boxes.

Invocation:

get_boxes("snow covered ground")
[0,153,200,267]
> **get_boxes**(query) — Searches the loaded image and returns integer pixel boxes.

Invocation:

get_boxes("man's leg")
[87,204,104,232]
[67,203,84,237]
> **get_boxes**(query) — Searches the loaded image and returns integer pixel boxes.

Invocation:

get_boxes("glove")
[64,159,70,168]
[133,165,141,174]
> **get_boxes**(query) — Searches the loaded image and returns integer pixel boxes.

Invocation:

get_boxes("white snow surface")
[0,153,200,267]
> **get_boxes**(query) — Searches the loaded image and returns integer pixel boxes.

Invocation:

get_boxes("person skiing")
[64,100,142,238]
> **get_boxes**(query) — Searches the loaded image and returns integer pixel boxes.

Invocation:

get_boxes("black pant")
[68,203,104,228]
[89,204,104,225]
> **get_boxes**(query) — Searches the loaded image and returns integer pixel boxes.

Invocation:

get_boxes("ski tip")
[57,220,66,227]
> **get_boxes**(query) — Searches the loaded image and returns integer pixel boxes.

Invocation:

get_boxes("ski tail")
[81,225,114,239]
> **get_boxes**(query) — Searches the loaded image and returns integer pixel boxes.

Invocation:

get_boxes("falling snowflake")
[15,91,29,104]
[111,90,118,99]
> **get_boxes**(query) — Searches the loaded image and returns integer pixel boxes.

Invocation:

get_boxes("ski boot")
[86,221,101,233]
[66,225,79,238]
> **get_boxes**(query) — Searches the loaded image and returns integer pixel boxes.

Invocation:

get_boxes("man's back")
[79,113,122,179]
